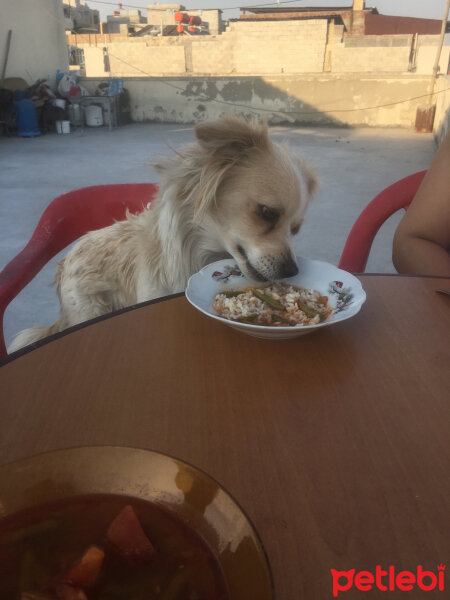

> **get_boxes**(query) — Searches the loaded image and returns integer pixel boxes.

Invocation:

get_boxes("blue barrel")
[14,100,40,137]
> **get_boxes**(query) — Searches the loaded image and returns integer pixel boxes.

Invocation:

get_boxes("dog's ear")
[289,153,318,199]
[299,158,318,198]
[195,117,270,157]
[193,161,232,222]
[192,117,270,221]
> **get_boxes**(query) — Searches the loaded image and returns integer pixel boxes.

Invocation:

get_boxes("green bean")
[1,519,59,544]
[237,314,258,324]
[253,290,284,310]
[298,302,319,318]
[272,313,293,325]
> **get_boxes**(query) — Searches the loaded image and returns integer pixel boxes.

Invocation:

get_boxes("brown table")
[1,275,449,599]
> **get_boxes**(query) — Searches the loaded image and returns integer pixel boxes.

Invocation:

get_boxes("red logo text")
[330,564,446,597]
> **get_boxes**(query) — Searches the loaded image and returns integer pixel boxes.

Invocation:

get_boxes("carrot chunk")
[106,505,155,564]
[66,545,105,589]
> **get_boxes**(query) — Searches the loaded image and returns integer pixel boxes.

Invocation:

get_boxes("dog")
[9,116,317,352]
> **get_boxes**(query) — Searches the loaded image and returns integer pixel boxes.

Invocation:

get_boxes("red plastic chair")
[338,170,427,273]
[0,183,158,358]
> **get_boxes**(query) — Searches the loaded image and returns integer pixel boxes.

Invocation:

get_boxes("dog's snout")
[280,257,299,278]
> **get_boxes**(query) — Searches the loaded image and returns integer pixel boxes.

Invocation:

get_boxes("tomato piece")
[106,505,155,564]
[66,545,105,589]
[56,584,88,600]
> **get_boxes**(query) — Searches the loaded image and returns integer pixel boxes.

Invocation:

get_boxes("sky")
[90,0,449,22]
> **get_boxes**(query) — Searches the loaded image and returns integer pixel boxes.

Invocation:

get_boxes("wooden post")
[1,30,12,84]
[427,0,450,103]
[324,19,334,72]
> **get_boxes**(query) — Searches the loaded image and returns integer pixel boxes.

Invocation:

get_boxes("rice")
[213,282,333,327]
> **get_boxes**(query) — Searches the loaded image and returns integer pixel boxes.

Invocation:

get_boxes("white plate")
[186,257,366,339]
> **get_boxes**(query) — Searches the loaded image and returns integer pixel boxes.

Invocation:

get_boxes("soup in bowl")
[0,447,273,600]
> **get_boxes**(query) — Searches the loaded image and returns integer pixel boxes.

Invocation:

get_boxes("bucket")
[53,99,66,109]
[14,100,40,137]
[68,103,82,127]
[84,104,103,127]
[56,120,70,134]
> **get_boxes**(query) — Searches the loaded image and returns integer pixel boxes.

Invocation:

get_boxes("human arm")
[392,132,450,277]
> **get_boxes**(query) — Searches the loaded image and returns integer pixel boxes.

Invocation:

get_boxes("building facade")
[2,0,68,86]
[63,0,100,33]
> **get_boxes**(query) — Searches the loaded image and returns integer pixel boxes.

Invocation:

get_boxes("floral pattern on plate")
[212,264,243,282]
[328,281,354,313]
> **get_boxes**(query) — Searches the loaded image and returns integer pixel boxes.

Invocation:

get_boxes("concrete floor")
[0,122,436,349]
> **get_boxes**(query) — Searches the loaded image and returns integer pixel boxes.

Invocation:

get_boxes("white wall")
[416,46,450,75]
[1,0,69,86]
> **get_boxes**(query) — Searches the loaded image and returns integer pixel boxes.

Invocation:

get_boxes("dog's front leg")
[135,275,166,304]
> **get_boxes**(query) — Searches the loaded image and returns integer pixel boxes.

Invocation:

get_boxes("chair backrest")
[338,170,427,273]
[0,183,158,358]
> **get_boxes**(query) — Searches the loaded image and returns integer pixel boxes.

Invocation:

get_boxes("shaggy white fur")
[9,116,317,353]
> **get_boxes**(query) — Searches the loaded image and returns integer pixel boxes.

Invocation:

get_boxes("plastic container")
[108,78,123,95]
[14,91,29,101]
[56,120,71,134]
[53,98,66,109]
[14,100,40,137]
[84,104,103,127]
[68,103,82,127]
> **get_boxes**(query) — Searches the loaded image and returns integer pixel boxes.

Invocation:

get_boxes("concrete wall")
[416,45,450,76]
[1,0,69,86]
[82,38,187,77]
[75,19,329,77]
[434,75,450,145]
[72,21,446,131]
[332,35,413,73]
[71,25,448,78]
[191,38,233,74]
[63,0,100,31]
[225,20,327,74]
[81,74,431,127]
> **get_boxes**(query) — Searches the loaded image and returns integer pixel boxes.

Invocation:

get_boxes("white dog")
[10,116,317,352]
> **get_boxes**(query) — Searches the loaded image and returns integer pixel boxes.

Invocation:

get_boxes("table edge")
[1,292,184,367]
[2,273,449,367]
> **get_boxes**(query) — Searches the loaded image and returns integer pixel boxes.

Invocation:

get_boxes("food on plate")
[0,494,228,600]
[213,282,333,326]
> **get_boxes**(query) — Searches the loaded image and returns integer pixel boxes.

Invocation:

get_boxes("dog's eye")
[258,204,280,224]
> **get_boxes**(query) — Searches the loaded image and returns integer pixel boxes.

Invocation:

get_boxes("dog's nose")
[280,257,299,278]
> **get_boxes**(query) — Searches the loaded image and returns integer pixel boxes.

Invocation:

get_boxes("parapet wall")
[72,21,450,130]
[81,74,432,127]
[68,24,449,78]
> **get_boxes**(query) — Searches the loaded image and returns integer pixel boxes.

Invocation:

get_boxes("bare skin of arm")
[392,132,450,277]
